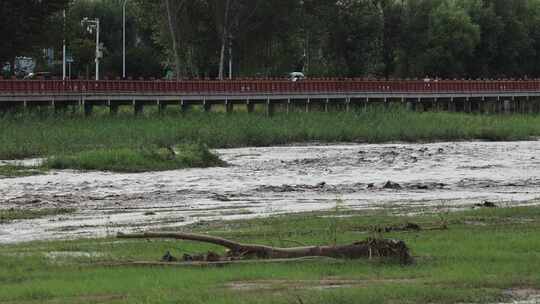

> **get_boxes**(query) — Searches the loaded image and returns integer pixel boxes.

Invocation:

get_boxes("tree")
[325,0,384,77]
[64,0,164,79]
[164,0,186,79]
[0,0,69,75]
[377,0,405,78]
[210,0,263,79]
[423,0,480,78]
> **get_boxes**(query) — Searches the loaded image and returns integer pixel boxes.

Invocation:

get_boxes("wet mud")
[1,141,539,244]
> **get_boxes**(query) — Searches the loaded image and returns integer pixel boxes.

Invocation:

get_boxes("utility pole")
[123,1,126,78]
[95,19,100,81]
[81,17,101,81]
[62,9,66,80]
[228,34,233,80]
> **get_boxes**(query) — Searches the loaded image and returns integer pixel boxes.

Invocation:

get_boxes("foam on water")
[1,141,539,243]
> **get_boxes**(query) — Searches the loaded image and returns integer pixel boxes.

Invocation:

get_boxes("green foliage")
[65,0,163,79]
[0,109,539,160]
[0,165,44,178]
[0,208,75,223]
[0,206,539,303]
[424,1,481,77]
[0,0,68,72]
[44,144,224,172]
[7,0,540,78]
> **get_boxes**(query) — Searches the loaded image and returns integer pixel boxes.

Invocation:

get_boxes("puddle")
[45,251,104,259]
[1,141,539,244]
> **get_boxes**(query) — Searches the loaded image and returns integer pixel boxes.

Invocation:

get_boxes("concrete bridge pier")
[530,97,540,113]
[448,98,456,112]
[180,101,191,113]
[345,97,351,112]
[265,99,274,117]
[524,97,532,113]
[478,98,487,114]
[464,98,472,113]
[158,101,167,114]
[203,100,212,112]
[305,99,311,113]
[225,100,234,114]
[405,99,415,111]
[416,98,424,112]
[419,98,429,112]
[134,101,144,115]
[503,99,513,114]
[83,101,93,116]
[53,100,68,114]
[324,99,329,113]
[384,98,390,110]
[495,98,503,113]
[431,98,438,111]
[490,98,499,114]
[109,102,119,115]
[0,101,21,114]
[247,100,255,113]
[285,98,291,114]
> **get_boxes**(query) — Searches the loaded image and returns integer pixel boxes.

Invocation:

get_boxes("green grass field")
[0,165,45,178]
[1,110,539,160]
[0,208,75,223]
[1,206,538,304]
[44,143,225,173]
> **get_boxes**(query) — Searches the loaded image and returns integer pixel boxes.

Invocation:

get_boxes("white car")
[289,72,305,82]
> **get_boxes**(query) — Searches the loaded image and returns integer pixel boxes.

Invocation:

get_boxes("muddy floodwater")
[1,141,539,244]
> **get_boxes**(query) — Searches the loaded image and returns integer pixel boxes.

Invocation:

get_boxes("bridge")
[1,79,540,115]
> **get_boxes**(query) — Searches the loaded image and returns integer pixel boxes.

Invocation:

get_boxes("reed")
[1,109,539,160]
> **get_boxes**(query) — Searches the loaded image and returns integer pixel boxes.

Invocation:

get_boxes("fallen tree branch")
[117,232,414,264]
[99,256,342,268]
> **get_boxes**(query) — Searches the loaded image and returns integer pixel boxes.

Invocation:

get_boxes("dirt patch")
[502,288,540,302]
[45,251,105,260]
[226,278,415,292]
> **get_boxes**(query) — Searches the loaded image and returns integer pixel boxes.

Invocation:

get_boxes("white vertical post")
[95,19,100,81]
[62,9,67,80]
[123,2,126,78]
[228,34,233,80]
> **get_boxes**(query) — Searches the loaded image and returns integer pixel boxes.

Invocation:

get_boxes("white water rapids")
[0,141,539,244]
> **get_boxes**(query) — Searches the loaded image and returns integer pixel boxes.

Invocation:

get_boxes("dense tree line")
[0,0,68,73]
[135,0,540,79]
[3,0,540,79]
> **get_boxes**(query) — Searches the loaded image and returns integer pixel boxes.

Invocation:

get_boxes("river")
[1,141,539,244]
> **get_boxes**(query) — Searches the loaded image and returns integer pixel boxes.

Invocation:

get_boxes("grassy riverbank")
[0,206,538,303]
[0,208,75,224]
[1,110,539,160]
[44,144,225,173]
[0,165,45,178]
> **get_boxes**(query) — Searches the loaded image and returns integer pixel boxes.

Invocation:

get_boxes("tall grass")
[44,144,224,172]
[1,109,539,159]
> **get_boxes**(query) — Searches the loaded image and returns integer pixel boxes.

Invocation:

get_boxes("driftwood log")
[117,232,414,265]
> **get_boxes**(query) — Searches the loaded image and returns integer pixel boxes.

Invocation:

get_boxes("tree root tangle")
[117,232,414,265]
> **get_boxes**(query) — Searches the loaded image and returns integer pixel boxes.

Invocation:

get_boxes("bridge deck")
[1,80,540,114]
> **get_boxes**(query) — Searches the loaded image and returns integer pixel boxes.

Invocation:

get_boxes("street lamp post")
[81,17,100,81]
[62,9,67,80]
[123,0,128,79]
[228,33,233,80]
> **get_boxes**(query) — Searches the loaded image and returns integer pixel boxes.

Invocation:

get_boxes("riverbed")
[1,141,539,244]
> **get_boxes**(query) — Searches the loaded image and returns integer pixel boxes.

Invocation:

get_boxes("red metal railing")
[1,79,540,94]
